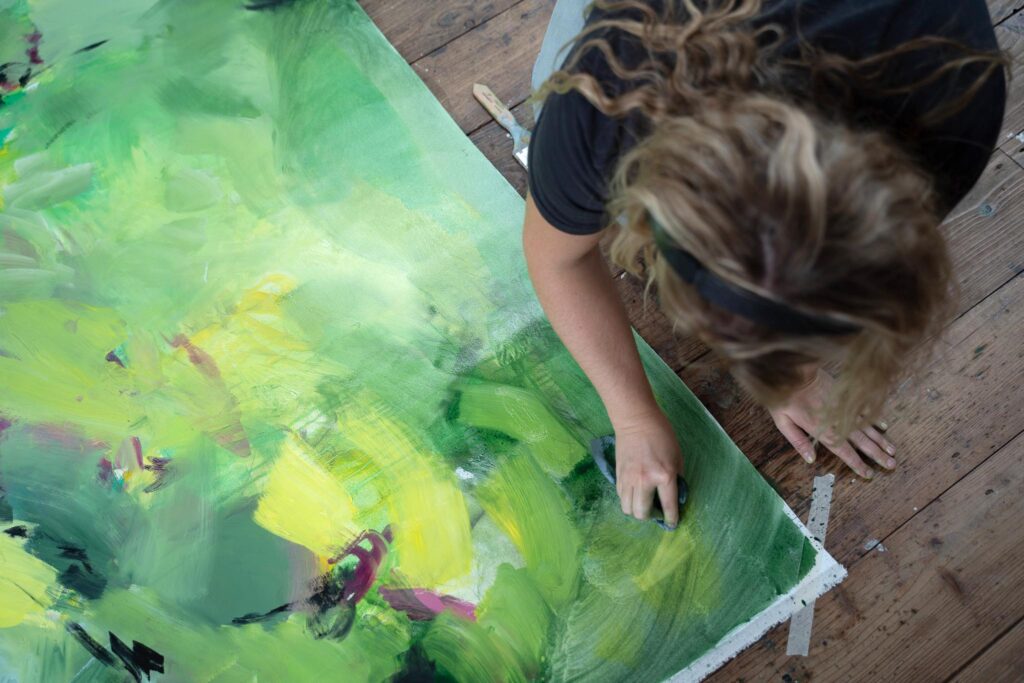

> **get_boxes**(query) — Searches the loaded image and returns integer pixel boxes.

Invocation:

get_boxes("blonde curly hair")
[539,0,1007,438]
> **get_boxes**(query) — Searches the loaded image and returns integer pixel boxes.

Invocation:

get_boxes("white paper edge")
[664,501,847,682]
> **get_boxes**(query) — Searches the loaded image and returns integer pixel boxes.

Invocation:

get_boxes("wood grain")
[996,14,1024,157]
[652,149,1024,475]
[754,272,1024,567]
[713,430,1024,682]
[360,0,522,63]
[952,618,1024,682]
[944,151,1024,315]
[413,0,555,133]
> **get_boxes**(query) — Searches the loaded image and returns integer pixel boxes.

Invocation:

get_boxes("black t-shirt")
[527,0,1006,235]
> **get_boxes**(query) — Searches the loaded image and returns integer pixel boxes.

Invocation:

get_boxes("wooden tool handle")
[472,83,516,132]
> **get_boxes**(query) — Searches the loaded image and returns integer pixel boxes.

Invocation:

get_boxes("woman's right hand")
[522,195,684,526]
[613,408,685,529]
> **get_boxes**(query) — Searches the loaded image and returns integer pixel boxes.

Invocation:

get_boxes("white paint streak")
[667,474,845,681]
[864,538,887,553]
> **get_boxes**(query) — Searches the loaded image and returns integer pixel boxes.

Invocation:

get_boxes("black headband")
[649,217,860,336]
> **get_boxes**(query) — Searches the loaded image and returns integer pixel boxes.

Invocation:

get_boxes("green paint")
[455,380,587,477]
[0,0,830,680]
[422,565,551,682]
[476,446,581,610]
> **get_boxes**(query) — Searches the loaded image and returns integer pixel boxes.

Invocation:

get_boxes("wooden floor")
[359,1,1024,680]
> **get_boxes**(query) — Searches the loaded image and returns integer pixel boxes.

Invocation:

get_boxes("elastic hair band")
[649,216,860,336]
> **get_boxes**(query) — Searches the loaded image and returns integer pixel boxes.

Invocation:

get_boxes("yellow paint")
[0,529,58,628]
[475,448,580,609]
[0,300,137,439]
[183,273,331,428]
[190,274,305,354]
[337,396,471,587]
[634,525,696,592]
[254,432,360,558]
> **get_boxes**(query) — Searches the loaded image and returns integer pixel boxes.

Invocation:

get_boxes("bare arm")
[522,194,683,527]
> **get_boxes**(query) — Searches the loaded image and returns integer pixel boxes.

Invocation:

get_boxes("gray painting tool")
[588,435,688,530]
[473,83,530,170]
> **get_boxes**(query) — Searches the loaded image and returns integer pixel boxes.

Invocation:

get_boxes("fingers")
[863,425,896,458]
[827,439,873,479]
[618,483,632,516]
[774,415,816,464]
[656,478,680,529]
[631,485,655,521]
[850,429,896,470]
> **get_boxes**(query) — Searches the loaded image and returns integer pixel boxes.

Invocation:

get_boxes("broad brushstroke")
[0,1,839,680]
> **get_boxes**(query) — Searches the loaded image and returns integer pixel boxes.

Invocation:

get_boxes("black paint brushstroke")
[44,120,73,149]
[129,640,165,679]
[58,544,93,572]
[59,563,107,599]
[142,457,172,493]
[392,642,442,682]
[308,602,356,640]
[110,633,165,682]
[232,601,293,624]
[244,0,298,10]
[3,524,27,538]
[66,622,117,667]
[75,40,108,54]
[109,633,142,682]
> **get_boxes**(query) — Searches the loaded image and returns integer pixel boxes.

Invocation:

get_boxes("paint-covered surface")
[0,1,837,680]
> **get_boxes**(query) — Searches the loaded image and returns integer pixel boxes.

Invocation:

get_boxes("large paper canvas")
[0,1,843,680]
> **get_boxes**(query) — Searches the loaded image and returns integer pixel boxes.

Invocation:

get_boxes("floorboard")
[361,0,523,63]
[996,14,1024,165]
[411,0,555,133]
[951,617,1024,683]
[715,428,1024,682]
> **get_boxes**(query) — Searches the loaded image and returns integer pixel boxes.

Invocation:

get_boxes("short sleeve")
[527,88,612,235]
[875,0,1006,212]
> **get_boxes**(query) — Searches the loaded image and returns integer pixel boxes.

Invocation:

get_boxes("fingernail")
[886,445,896,455]
[886,458,896,469]
[862,469,874,479]
[878,421,889,431]
[804,451,815,464]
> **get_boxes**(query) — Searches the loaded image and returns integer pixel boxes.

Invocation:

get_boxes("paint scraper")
[589,435,688,531]
[473,83,530,170]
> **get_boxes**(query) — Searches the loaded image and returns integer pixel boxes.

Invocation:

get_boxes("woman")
[522,0,1007,529]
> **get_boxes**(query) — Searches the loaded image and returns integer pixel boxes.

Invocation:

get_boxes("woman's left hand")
[767,368,897,479]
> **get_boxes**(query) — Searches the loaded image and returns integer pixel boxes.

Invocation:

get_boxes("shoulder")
[528,5,647,234]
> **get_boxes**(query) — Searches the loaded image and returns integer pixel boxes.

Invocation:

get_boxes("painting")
[0,1,843,680]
